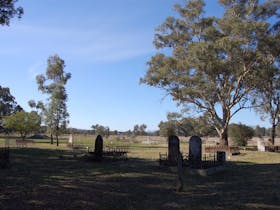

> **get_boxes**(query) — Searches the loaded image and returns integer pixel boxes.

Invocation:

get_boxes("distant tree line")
[91,124,110,137]
[1,83,279,141]
[157,112,280,140]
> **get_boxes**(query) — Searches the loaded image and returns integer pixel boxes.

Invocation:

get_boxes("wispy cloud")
[0,23,154,63]
[27,61,45,80]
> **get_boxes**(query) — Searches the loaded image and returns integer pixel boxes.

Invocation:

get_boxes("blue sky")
[0,0,270,131]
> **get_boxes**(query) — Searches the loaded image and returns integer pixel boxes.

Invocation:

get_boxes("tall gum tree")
[254,70,280,145]
[141,0,280,145]
[36,55,71,146]
[253,22,280,145]
[252,42,280,145]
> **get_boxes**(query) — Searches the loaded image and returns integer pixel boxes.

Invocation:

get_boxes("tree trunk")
[271,124,276,146]
[20,132,26,140]
[219,127,228,146]
[56,134,59,147]
[219,108,229,146]
[50,134,53,144]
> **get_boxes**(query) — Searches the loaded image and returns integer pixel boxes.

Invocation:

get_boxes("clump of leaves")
[228,123,254,146]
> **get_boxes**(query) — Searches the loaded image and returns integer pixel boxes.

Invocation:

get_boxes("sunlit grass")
[229,150,280,164]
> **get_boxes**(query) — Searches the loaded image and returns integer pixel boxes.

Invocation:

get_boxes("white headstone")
[68,134,73,145]
[257,137,265,152]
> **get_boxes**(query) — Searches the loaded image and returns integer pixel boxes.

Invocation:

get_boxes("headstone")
[68,134,73,146]
[168,135,180,165]
[94,135,103,160]
[257,137,265,152]
[217,151,226,164]
[189,136,202,168]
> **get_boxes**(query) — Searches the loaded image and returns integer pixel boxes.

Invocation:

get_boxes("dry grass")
[0,136,280,209]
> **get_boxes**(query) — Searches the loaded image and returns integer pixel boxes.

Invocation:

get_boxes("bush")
[228,123,254,146]
[3,111,41,140]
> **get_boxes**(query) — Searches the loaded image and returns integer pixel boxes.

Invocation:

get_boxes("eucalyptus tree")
[141,0,280,145]
[0,0,23,26]
[158,112,216,137]
[3,110,41,140]
[253,51,280,145]
[0,86,17,119]
[133,124,147,136]
[91,124,110,137]
[250,6,280,145]
[35,55,71,146]
[0,85,22,131]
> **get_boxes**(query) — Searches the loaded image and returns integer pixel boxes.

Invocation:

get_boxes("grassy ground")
[0,138,280,210]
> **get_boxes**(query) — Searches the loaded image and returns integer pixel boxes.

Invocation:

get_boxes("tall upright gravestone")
[257,136,265,152]
[95,135,103,160]
[168,135,180,165]
[189,136,202,168]
[68,134,73,146]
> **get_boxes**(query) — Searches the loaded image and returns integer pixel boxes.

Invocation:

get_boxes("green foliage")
[251,22,280,145]
[141,0,280,145]
[0,85,22,132]
[91,124,110,137]
[158,120,177,137]
[0,0,23,26]
[0,85,19,117]
[34,55,71,146]
[158,112,216,137]
[228,123,254,146]
[254,125,266,137]
[3,110,41,139]
[133,124,147,136]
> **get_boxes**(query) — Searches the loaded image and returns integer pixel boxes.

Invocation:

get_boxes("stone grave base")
[189,165,226,176]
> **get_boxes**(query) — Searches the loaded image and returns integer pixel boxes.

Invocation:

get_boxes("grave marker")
[257,136,265,152]
[95,135,103,160]
[189,136,202,168]
[68,134,73,146]
[168,135,180,165]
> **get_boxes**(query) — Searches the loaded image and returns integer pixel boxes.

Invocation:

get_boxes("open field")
[0,137,280,210]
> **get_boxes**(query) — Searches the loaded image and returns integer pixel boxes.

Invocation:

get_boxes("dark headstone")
[168,135,180,165]
[94,135,103,160]
[217,151,226,165]
[189,136,202,169]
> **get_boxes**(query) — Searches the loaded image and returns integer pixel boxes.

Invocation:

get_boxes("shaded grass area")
[0,147,280,209]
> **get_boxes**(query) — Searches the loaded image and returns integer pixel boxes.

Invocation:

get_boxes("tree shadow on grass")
[0,148,279,210]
